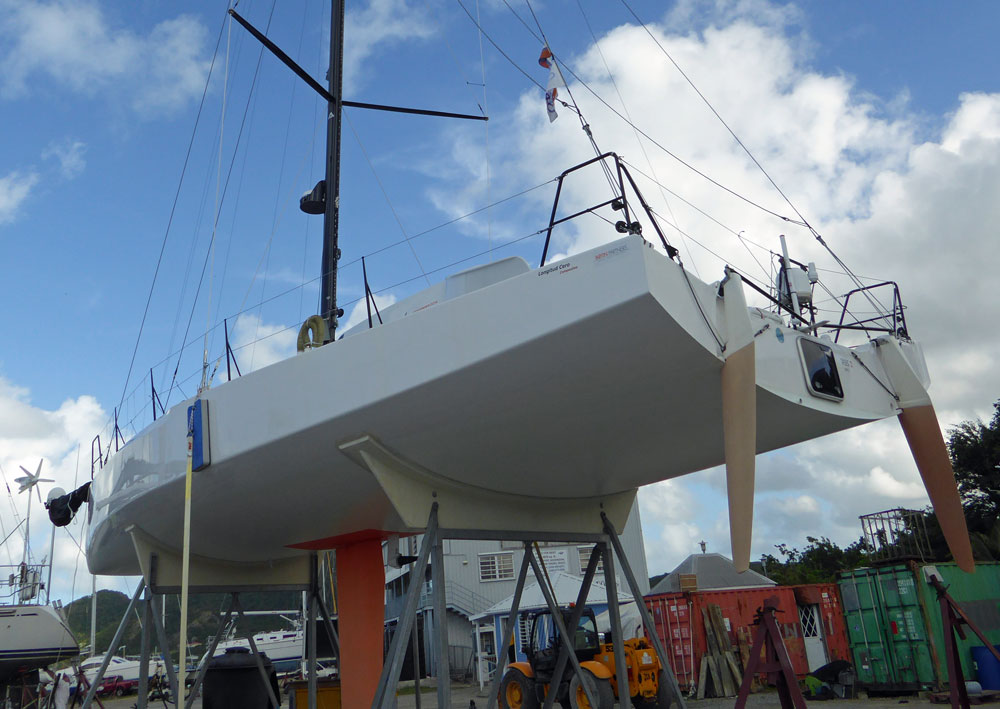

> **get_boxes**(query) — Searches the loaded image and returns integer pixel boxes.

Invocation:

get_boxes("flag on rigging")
[538,46,566,123]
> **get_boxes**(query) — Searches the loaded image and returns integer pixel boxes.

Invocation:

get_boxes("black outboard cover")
[46,482,91,527]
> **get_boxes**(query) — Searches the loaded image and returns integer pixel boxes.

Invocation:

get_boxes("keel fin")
[898,404,975,572]
[723,342,756,572]
[721,271,757,572]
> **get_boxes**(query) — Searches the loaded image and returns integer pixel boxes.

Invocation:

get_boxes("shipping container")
[646,584,848,689]
[789,583,853,669]
[838,565,938,691]
[837,562,1000,692]
[917,563,1000,683]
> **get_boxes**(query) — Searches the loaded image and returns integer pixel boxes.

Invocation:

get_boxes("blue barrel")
[971,645,1000,690]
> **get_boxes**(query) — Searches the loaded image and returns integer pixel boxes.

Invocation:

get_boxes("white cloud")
[0,374,109,602]
[344,0,435,93]
[228,313,298,373]
[638,480,704,573]
[0,170,38,225]
[42,139,87,179]
[0,0,210,114]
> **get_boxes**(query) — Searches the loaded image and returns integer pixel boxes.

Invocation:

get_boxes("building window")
[577,546,604,575]
[479,552,515,582]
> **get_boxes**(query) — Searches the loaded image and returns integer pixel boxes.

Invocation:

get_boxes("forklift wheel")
[568,670,614,709]
[499,669,539,709]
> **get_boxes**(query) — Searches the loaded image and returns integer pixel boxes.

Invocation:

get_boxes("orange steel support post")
[338,538,386,707]
[929,575,1000,709]
[735,598,807,709]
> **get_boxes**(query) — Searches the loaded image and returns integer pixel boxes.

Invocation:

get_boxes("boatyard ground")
[88,684,954,708]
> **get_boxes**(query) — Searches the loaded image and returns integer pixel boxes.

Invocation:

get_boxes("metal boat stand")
[372,503,687,709]
[340,433,685,709]
[80,541,338,709]
[734,598,806,709]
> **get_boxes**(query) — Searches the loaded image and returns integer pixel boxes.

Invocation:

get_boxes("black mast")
[229,1,486,343]
[321,0,346,335]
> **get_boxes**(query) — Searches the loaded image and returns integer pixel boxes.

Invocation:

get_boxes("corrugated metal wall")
[645,586,841,689]
[837,562,1000,691]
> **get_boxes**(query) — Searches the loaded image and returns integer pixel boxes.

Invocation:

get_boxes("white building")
[383,499,650,681]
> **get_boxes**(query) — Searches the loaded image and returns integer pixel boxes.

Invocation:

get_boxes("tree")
[756,536,868,585]
[948,398,1000,528]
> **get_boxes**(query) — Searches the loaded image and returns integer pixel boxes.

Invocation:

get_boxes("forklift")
[499,606,672,709]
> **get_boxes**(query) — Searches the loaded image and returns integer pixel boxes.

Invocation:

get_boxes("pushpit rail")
[539,152,679,267]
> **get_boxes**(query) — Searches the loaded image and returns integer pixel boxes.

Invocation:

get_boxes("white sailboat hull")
[87,235,916,575]
[80,655,147,684]
[0,604,79,683]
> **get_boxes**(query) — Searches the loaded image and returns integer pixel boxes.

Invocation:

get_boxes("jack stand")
[928,573,1000,709]
[734,598,806,709]
[80,539,331,709]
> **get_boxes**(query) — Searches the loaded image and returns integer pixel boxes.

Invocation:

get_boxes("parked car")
[95,675,140,697]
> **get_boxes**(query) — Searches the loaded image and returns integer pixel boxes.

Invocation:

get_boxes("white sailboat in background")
[1,462,79,688]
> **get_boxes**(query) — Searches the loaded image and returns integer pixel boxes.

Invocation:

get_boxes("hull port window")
[798,338,844,401]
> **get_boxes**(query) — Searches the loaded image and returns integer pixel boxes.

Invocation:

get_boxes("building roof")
[471,571,633,621]
[649,553,775,594]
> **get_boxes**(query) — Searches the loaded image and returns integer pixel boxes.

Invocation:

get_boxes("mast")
[231,0,483,337]
[321,0,346,335]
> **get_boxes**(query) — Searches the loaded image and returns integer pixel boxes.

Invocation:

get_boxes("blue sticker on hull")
[775,327,785,343]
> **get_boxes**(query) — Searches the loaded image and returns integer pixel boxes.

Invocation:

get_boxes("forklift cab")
[527,608,601,685]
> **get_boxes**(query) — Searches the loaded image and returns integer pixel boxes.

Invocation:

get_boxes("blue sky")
[2,0,1000,602]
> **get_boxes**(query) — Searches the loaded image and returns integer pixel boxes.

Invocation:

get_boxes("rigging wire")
[117,174,557,432]
[165,0,279,408]
[114,13,228,420]
[523,0,618,192]
[0,464,26,556]
[618,0,888,321]
[248,6,312,372]
[621,159,770,281]
[201,17,233,391]
[573,0,700,277]
[458,0,810,232]
[342,109,430,286]
[475,0,494,260]
[500,0,542,43]
[454,0,545,91]
[550,56,806,228]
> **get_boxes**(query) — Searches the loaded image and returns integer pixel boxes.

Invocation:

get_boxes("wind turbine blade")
[36,460,43,475]
[898,404,975,572]
[720,270,757,572]
[20,466,32,476]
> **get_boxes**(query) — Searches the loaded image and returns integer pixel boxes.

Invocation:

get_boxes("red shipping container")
[646,587,816,689]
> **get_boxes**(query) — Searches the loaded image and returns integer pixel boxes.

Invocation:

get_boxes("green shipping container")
[916,563,1000,683]
[838,563,1000,692]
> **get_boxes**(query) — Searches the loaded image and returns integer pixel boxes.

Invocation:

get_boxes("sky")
[2,0,1000,606]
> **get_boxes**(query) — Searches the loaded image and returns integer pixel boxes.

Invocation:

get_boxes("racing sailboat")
[75,3,972,704]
